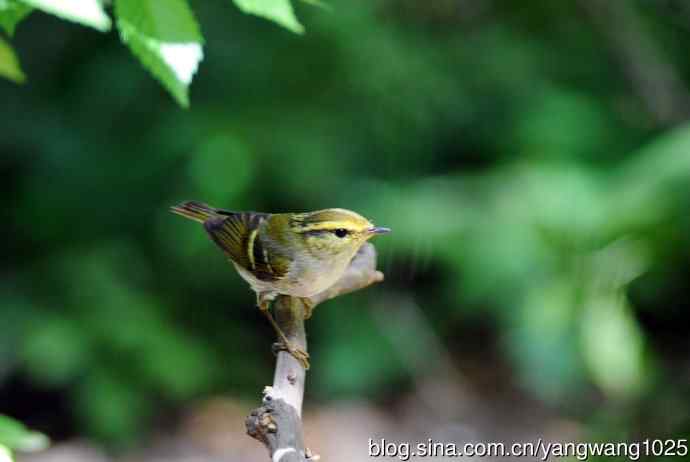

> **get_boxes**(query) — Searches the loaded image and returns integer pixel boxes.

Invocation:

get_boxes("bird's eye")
[334,228,348,238]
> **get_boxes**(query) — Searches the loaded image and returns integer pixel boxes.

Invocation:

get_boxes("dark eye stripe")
[300,228,351,238]
[303,229,328,237]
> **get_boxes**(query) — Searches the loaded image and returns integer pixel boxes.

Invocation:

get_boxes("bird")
[171,201,390,369]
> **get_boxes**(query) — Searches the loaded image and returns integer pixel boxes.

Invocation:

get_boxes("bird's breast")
[233,248,355,299]
[281,252,352,298]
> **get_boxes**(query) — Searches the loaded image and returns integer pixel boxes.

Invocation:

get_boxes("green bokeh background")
[1,0,689,455]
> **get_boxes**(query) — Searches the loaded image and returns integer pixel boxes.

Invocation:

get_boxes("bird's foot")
[272,341,310,370]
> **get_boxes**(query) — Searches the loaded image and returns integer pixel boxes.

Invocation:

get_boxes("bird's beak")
[367,226,391,235]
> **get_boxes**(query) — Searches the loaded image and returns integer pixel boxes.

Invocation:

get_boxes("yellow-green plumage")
[170,201,390,301]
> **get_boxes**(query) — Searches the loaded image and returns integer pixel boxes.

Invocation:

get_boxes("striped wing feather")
[203,212,286,281]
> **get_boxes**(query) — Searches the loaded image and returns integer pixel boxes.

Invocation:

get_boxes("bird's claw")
[272,341,310,370]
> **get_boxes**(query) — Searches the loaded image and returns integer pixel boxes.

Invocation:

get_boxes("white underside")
[233,246,357,299]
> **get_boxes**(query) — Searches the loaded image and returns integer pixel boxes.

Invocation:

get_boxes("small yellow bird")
[171,201,390,368]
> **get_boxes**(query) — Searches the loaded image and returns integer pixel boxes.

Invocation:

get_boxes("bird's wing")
[203,212,287,281]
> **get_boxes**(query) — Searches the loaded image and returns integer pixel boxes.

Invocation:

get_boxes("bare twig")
[245,243,384,461]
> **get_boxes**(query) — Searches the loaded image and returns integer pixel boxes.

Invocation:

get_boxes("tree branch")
[245,242,384,461]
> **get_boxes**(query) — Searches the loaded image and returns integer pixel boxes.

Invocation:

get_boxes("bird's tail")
[170,201,220,223]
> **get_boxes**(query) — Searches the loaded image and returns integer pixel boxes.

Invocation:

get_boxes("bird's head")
[288,208,390,258]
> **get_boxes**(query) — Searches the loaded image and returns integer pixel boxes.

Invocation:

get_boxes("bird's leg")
[257,294,310,370]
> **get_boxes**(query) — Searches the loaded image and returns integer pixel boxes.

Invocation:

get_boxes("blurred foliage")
[0,37,23,83]
[0,1,32,36]
[0,0,313,105]
[1,0,690,451]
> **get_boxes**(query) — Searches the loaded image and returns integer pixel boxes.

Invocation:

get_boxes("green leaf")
[580,240,650,398]
[581,294,648,398]
[115,0,204,107]
[20,0,110,32]
[0,38,25,83]
[232,0,304,34]
[0,0,33,36]
[609,122,690,228]
[0,415,49,453]
[0,445,12,462]
[298,0,330,10]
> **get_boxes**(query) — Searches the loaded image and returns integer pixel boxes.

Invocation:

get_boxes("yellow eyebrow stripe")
[247,228,258,270]
[294,221,363,232]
